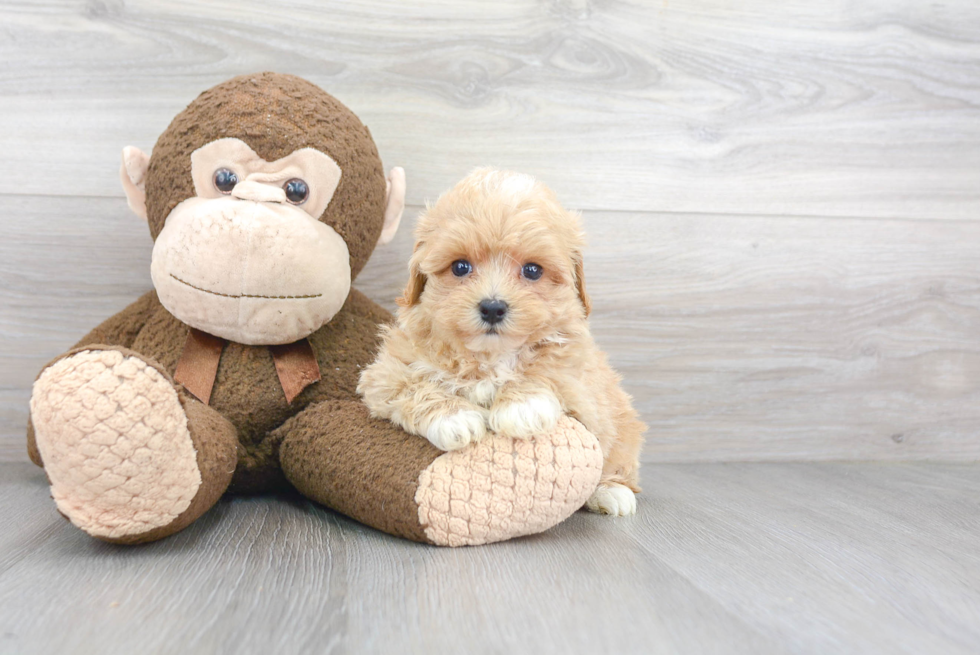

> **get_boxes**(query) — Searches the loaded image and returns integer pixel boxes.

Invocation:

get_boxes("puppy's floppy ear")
[573,254,592,317]
[399,242,427,307]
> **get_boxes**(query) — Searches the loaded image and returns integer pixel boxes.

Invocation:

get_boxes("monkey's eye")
[284,178,309,204]
[451,260,473,277]
[522,263,544,281]
[213,168,238,194]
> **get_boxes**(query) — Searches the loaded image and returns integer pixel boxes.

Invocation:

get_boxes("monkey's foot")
[30,348,237,543]
[415,416,604,546]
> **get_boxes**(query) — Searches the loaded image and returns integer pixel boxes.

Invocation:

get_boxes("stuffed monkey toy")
[27,73,602,547]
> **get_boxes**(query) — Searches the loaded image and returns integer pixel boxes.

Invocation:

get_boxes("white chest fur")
[464,355,520,407]
[413,353,520,409]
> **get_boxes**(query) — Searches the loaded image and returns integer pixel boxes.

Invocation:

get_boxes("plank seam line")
[0,193,973,225]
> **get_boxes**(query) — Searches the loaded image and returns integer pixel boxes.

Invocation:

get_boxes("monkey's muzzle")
[150,197,351,345]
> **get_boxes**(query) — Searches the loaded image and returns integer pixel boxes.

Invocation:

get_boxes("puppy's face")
[401,169,590,353]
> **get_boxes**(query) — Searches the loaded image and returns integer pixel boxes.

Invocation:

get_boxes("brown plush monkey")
[27,73,602,547]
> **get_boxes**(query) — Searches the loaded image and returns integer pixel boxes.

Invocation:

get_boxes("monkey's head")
[119,72,405,345]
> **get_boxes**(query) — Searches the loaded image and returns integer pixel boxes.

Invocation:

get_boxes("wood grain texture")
[3,0,980,464]
[2,461,978,654]
[4,4,979,653]
[1,0,979,218]
[3,196,980,463]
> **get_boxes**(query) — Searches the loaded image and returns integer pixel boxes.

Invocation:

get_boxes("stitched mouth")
[170,273,322,300]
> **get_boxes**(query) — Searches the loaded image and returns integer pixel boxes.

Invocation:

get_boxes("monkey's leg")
[29,346,239,544]
[276,400,603,547]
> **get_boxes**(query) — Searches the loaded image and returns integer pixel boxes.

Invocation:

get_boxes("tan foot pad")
[30,350,201,539]
[415,416,603,547]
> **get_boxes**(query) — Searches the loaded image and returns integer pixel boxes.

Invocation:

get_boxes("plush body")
[26,74,603,547]
[359,169,645,516]
[30,288,390,493]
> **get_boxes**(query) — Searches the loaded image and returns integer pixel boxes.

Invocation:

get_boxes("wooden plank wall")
[2,0,980,462]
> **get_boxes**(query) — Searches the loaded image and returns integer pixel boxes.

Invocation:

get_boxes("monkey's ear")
[573,254,592,317]
[120,146,150,222]
[379,167,406,246]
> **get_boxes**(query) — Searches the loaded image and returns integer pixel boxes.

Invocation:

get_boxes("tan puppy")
[358,168,645,515]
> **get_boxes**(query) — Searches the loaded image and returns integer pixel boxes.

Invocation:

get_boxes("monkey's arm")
[27,290,162,466]
[277,400,603,546]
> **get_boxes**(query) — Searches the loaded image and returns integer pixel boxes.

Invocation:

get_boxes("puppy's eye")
[213,168,239,194]
[522,263,544,281]
[284,178,309,204]
[451,260,473,277]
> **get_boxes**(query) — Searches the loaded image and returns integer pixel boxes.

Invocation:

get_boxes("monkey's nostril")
[479,299,508,325]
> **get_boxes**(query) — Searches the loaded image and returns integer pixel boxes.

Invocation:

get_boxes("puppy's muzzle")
[479,298,508,326]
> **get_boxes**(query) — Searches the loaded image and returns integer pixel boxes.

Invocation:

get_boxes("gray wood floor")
[3,461,979,655]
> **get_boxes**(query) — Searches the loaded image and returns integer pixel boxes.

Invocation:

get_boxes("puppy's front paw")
[586,482,637,516]
[488,393,561,439]
[425,410,487,451]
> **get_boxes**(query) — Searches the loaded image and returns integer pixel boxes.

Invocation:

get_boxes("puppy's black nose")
[479,298,508,325]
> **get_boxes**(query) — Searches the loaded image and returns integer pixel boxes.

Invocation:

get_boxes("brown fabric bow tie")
[173,328,321,405]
